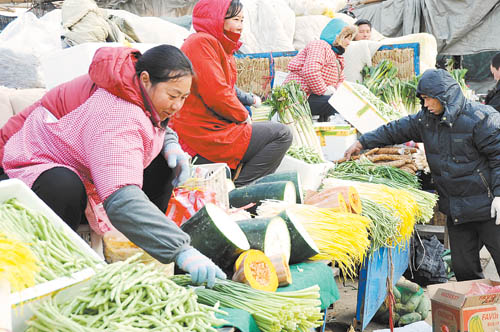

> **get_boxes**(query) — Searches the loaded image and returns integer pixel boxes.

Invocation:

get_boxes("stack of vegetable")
[287,205,372,279]
[0,198,100,285]
[172,275,323,332]
[327,160,438,224]
[26,255,227,331]
[350,81,402,121]
[323,178,419,246]
[361,60,421,115]
[286,146,324,165]
[374,277,430,326]
[266,81,324,159]
[336,146,419,175]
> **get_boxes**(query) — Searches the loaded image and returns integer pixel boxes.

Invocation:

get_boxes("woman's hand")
[164,143,191,187]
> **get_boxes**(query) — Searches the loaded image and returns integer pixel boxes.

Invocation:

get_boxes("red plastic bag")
[166,188,217,227]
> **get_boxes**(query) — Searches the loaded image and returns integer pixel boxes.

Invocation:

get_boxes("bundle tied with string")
[235,57,270,98]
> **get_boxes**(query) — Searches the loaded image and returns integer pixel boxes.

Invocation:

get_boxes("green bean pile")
[26,256,227,332]
[172,275,323,332]
[0,198,100,283]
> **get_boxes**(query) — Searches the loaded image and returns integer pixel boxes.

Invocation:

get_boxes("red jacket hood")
[89,47,161,126]
[192,0,242,54]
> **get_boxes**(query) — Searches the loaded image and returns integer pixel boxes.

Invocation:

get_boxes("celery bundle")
[266,81,324,160]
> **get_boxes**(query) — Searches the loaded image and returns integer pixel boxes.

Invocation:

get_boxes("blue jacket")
[359,69,500,224]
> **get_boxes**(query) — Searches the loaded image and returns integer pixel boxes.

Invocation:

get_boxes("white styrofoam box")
[0,179,104,332]
[40,42,159,89]
[276,155,334,191]
[313,123,358,161]
[328,80,387,134]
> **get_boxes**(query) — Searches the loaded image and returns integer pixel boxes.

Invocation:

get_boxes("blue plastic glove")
[163,143,190,187]
[175,248,226,288]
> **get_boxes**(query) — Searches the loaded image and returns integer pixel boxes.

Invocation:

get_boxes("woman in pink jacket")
[1,45,225,287]
[284,19,356,122]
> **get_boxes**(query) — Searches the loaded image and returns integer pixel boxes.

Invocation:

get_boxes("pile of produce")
[305,185,362,214]
[287,205,371,279]
[374,277,430,326]
[349,81,401,121]
[266,81,324,159]
[336,146,419,175]
[26,255,226,331]
[360,198,401,254]
[328,159,438,224]
[0,198,100,285]
[286,146,323,164]
[0,232,39,291]
[172,275,323,332]
[323,178,418,245]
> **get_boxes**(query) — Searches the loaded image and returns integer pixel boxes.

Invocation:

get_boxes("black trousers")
[0,154,174,231]
[447,216,500,281]
[194,122,293,187]
[308,94,338,122]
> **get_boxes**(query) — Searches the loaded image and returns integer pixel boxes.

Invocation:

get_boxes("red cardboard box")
[428,279,500,332]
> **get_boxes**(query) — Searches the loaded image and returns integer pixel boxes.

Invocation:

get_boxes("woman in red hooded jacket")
[170,0,292,187]
[1,45,226,287]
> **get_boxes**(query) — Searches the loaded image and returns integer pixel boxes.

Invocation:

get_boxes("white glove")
[491,197,500,225]
[253,95,262,107]
[324,86,336,96]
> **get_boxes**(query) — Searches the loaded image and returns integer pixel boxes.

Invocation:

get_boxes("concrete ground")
[323,247,499,332]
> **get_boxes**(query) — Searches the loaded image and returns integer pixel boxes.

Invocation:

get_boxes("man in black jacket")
[486,52,500,112]
[344,68,500,281]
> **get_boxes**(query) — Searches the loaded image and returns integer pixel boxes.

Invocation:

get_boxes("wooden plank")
[415,224,445,241]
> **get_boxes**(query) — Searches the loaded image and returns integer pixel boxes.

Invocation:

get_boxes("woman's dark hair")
[225,0,243,19]
[135,44,194,85]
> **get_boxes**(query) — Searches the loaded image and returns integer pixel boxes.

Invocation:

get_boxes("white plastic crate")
[0,179,104,332]
[328,81,388,134]
[313,123,358,161]
[276,155,334,191]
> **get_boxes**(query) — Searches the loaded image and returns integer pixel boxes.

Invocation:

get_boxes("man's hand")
[164,143,190,187]
[491,197,500,225]
[175,248,227,288]
[344,140,363,160]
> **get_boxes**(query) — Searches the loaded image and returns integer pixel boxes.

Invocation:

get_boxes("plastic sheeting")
[353,0,500,55]
[96,0,197,17]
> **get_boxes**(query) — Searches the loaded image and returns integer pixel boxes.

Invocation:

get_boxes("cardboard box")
[0,179,104,332]
[428,279,500,332]
[328,81,388,134]
[313,123,357,161]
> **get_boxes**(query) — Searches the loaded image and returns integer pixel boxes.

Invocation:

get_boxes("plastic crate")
[185,163,230,209]
[0,179,104,332]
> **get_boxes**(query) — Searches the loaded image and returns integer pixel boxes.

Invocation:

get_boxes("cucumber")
[416,295,431,319]
[181,203,250,272]
[236,217,291,263]
[279,208,320,264]
[255,171,304,204]
[398,312,422,326]
[393,286,401,302]
[402,292,423,313]
[229,181,297,214]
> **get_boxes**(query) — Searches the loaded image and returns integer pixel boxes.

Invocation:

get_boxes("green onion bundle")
[0,198,100,283]
[172,275,323,332]
[27,256,226,332]
[266,81,324,159]
[327,162,437,223]
[361,198,401,253]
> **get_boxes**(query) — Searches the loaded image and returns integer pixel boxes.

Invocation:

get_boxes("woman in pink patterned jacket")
[284,19,356,122]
